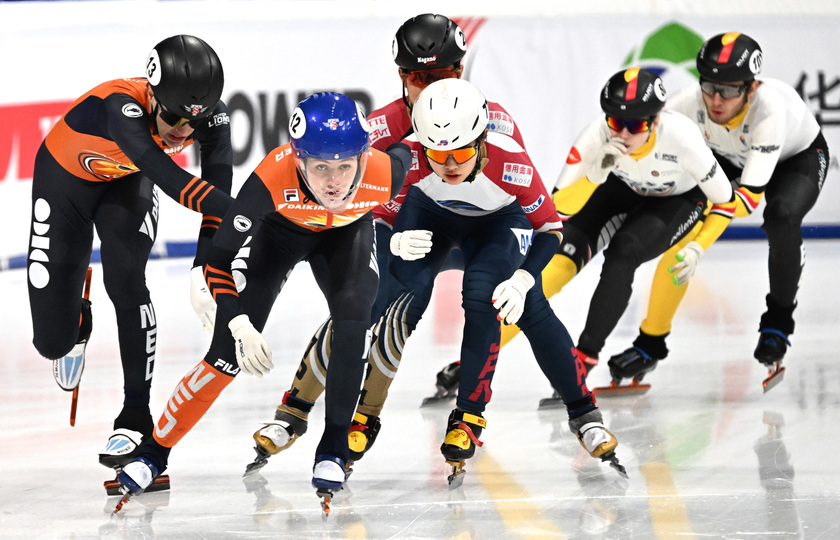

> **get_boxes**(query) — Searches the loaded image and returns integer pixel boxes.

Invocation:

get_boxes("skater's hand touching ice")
[492,269,535,325]
[228,314,273,377]
[669,241,704,286]
[189,266,217,334]
[390,230,433,260]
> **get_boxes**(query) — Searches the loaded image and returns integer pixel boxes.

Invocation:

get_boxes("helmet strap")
[463,132,489,183]
[341,155,364,202]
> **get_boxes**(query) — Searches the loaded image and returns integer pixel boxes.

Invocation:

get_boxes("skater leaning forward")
[246,13,531,473]
[27,35,233,468]
[115,93,411,505]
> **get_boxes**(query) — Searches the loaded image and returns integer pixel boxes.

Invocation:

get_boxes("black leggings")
[560,177,707,356]
[29,144,159,411]
[717,131,829,309]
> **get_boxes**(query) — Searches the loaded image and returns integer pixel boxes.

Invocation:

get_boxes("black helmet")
[392,14,467,71]
[146,35,224,120]
[697,32,763,83]
[600,68,667,119]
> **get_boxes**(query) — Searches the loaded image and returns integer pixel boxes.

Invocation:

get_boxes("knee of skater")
[33,333,78,360]
[762,203,801,234]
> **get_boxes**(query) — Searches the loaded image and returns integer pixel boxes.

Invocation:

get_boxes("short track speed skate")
[571,411,628,479]
[538,390,564,409]
[109,457,169,515]
[755,329,790,393]
[761,362,786,393]
[594,347,658,397]
[54,267,93,426]
[312,456,346,518]
[440,409,485,488]
[244,408,308,477]
[421,361,460,407]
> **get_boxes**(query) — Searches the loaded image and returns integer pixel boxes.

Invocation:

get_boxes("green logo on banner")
[624,21,704,94]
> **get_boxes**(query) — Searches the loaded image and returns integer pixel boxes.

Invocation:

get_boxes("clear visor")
[296,153,369,212]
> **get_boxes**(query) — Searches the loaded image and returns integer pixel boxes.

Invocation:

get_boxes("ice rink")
[2,239,839,539]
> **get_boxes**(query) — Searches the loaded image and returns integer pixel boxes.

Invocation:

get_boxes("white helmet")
[411,78,489,150]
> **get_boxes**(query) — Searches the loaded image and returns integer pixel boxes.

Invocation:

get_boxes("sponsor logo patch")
[368,115,391,145]
[502,162,534,187]
[522,194,544,213]
[233,215,252,232]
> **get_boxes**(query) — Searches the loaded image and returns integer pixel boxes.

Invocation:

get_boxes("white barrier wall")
[2,1,839,266]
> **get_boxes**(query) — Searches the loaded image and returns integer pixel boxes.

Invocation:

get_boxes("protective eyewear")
[700,80,747,99]
[605,115,652,135]
[424,143,479,165]
[405,67,459,89]
[155,103,202,128]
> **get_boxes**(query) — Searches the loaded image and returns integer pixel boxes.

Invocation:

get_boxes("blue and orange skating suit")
[43,77,232,218]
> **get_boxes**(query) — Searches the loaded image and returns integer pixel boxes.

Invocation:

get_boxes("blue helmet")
[289,92,370,160]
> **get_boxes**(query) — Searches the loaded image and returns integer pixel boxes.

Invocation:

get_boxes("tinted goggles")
[424,143,479,165]
[700,80,747,99]
[405,67,459,89]
[605,115,652,135]
[156,103,202,128]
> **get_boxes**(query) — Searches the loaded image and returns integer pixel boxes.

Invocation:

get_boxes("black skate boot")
[597,332,668,396]
[440,408,486,487]
[755,295,795,392]
[421,361,460,406]
[754,329,790,365]
[244,401,310,477]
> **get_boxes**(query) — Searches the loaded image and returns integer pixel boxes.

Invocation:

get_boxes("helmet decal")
[717,32,740,64]
[289,107,306,139]
[624,68,640,100]
[146,49,162,85]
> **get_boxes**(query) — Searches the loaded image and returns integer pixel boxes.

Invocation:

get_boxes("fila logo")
[284,189,300,202]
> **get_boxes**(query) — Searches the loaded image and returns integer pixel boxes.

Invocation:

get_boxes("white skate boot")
[53,342,86,391]
[312,455,346,517]
[569,409,627,478]
[99,428,144,469]
[243,411,308,477]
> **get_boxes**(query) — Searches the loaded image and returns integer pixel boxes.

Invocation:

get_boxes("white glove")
[492,269,535,325]
[587,137,626,184]
[669,241,704,286]
[390,230,433,261]
[228,314,273,377]
[190,266,217,334]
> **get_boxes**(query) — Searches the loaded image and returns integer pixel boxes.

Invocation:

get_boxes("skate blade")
[344,462,354,482]
[446,460,466,489]
[70,386,80,427]
[537,396,564,410]
[762,365,786,393]
[421,390,456,408]
[243,457,269,478]
[316,490,333,518]
[111,494,131,515]
[606,456,629,479]
[594,379,650,397]
[104,474,170,497]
